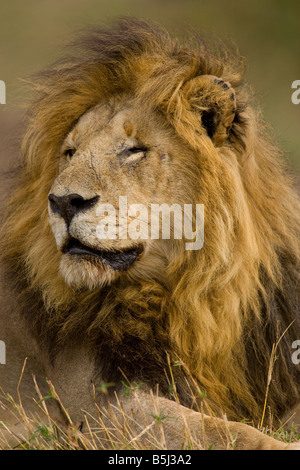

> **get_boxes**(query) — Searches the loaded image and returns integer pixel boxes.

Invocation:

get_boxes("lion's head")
[2,18,300,421]
[47,99,199,290]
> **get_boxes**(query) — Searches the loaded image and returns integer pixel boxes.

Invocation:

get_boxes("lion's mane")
[2,18,300,422]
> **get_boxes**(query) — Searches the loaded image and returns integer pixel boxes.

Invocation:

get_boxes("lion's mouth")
[62,238,144,271]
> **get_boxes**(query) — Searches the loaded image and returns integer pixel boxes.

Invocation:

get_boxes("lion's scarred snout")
[48,193,99,226]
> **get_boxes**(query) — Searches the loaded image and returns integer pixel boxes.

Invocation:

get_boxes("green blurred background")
[0,0,299,170]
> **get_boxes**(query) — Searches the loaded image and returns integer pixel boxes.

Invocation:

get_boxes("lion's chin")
[59,255,118,290]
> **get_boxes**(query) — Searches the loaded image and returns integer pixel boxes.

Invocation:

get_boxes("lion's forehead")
[65,101,168,155]
[76,103,116,135]
[69,104,136,145]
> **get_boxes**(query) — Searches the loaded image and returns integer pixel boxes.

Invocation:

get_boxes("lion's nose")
[48,193,99,226]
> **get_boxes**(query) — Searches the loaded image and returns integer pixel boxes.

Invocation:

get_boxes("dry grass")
[0,379,205,450]
[1,356,300,450]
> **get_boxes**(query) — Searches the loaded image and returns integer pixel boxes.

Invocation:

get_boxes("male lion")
[1,18,300,450]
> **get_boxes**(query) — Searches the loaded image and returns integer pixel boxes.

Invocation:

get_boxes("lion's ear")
[181,75,237,147]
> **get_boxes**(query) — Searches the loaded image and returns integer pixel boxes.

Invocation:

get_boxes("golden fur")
[2,18,300,427]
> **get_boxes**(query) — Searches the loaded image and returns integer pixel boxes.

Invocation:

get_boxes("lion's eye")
[128,147,147,155]
[64,148,76,159]
[122,147,147,157]
[120,146,148,166]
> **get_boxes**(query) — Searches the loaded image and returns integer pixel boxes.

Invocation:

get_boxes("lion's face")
[48,99,196,289]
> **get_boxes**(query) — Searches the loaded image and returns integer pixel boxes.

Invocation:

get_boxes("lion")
[1,17,300,450]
